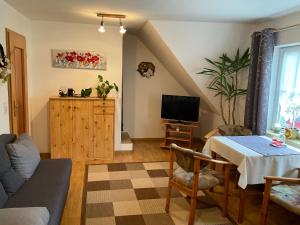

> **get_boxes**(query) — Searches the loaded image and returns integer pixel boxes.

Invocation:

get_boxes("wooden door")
[72,100,91,160]
[50,100,73,158]
[6,29,28,135]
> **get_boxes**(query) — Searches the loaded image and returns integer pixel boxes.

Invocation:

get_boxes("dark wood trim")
[131,138,164,141]
[40,153,51,159]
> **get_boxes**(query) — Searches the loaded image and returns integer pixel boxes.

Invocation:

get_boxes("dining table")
[202,135,300,223]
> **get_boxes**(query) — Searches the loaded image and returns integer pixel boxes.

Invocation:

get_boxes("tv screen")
[161,95,200,122]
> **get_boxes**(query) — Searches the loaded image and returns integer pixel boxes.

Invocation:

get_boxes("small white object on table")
[202,136,300,189]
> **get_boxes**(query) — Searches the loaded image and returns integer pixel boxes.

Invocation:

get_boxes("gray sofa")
[0,134,72,225]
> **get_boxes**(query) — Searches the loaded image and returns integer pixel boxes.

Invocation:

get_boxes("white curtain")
[277,46,300,128]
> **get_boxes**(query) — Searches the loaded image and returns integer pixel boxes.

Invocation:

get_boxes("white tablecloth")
[202,136,300,189]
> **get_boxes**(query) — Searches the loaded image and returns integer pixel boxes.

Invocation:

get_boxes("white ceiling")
[5,0,300,31]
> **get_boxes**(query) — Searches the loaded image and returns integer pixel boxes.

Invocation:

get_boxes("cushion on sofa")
[5,159,72,225]
[0,182,8,208]
[1,169,25,195]
[6,133,41,179]
[0,134,25,195]
[0,207,50,225]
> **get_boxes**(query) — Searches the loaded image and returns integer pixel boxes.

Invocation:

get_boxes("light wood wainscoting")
[49,97,115,161]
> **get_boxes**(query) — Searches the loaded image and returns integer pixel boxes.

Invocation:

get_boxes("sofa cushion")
[0,182,8,208]
[0,134,16,176]
[5,159,72,225]
[6,134,41,179]
[0,134,25,195]
[0,207,50,225]
[1,168,25,195]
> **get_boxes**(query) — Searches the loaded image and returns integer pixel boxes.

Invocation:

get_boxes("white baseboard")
[117,143,133,151]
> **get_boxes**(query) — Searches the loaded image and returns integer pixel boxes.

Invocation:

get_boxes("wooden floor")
[60,140,299,225]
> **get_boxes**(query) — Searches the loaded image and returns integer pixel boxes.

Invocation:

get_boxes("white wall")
[30,21,123,153]
[0,0,32,134]
[140,20,255,136]
[123,34,188,138]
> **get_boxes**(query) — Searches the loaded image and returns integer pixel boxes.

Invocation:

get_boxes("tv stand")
[161,120,199,149]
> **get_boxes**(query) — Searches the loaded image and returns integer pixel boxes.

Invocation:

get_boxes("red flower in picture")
[91,56,99,62]
[70,51,77,56]
[77,55,85,62]
[65,55,74,62]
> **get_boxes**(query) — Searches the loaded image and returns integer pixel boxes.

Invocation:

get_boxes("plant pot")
[285,128,298,139]
[97,93,108,99]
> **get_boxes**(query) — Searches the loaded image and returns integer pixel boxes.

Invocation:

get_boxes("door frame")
[5,28,29,134]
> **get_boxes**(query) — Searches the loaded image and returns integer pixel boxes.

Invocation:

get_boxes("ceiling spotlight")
[119,19,127,34]
[98,16,105,33]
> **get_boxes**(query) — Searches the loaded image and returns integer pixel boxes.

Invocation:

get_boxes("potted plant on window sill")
[0,44,11,84]
[285,103,300,139]
[95,75,119,99]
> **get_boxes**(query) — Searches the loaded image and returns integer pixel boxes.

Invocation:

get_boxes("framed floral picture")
[52,49,107,70]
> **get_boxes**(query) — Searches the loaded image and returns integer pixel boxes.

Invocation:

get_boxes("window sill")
[267,130,300,149]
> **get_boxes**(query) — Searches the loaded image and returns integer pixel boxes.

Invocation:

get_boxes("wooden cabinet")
[49,97,115,161]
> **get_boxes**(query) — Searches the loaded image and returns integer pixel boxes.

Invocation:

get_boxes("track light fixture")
[119,19,127,34]
[98,16,105,33]
[97,13,127,34]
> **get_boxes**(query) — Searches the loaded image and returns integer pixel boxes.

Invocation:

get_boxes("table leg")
[238,188,246,223]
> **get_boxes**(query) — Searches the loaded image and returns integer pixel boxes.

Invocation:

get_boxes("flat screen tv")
[161,95,200,122]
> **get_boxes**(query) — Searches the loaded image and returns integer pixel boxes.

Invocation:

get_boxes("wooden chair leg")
[238,188,246,223]
[165,180,172,213]
[166,150,175,213]
[260,180,272,225]
[188,158,200,225]
[223,166,230,217]
[188,196,197,225]
[235,172,240,189]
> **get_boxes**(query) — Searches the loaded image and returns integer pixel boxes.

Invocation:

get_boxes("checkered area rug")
[84,162,232,225]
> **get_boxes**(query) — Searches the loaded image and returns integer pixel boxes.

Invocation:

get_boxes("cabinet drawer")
[94,106,115,115]
[94,100,115,107]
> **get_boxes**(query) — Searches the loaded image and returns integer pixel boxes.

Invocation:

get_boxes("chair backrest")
[218,125,252,136]
[170,144,211,172]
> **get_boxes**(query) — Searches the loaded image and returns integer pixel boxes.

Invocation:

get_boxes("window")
[270,45,300,130]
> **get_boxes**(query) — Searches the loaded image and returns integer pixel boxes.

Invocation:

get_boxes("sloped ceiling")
[138,22,214,112]
[138,20,255,118]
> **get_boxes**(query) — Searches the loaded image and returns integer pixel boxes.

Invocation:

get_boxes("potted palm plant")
[197,48,250,125]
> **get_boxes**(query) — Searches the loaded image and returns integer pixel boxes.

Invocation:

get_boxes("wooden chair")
[165,143,231,225]
[203,128,218,142]
[260,168,300,225]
